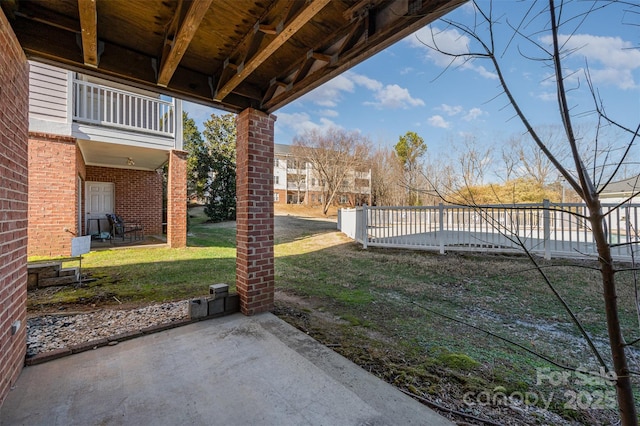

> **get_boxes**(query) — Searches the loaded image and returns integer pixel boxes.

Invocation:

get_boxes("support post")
[543,199,551,260]
[167,149,187,248]
[439,203,445,254]
[361,205,368,248]
[236,108,276,315]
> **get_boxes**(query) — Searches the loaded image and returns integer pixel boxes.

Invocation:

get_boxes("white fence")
[73,79,175,136]
[338,201,640,262]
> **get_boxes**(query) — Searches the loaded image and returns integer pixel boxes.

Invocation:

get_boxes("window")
[339,195,349,204]
[274,175,279,185]
[274,193,280,202]
[275,159,280,168]
[311,178,316,186]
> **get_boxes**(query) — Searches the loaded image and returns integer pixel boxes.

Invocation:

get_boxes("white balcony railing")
[73,79,175,137]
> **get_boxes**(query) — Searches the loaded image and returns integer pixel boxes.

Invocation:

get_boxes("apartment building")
[273,143,371,207]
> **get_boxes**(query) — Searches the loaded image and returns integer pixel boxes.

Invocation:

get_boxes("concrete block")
[189,298,208,319]
[209,283,229,298]
[27,273,39,290]
[39,275,76,287]
[70,338,108,354]
[25,347,72,366]
[27,262,62,278]
[224,293,240,314]
[208,298,224,316]
[59,267,79,278]
[108,330,143,342]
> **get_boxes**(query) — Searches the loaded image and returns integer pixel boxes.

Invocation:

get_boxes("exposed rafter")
[214,0,331,102]
[262,0,465,112]
[77,0,98,67]
[6,0,466,113]
[157,0,213,87]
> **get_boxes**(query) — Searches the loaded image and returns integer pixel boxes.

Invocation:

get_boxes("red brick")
[86,166,163,236]
[167,150,187,248]
[0,9,28,406]
[236,109,276,315]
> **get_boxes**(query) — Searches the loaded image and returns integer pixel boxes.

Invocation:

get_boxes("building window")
[274,193,280,202]
[339,195,349,204]
[275,159,280,168]
[274,175,279,185]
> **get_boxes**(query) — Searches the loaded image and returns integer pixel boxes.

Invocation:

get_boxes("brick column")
[167,150,187,248]
[236,108,276,315]
[28,133,78,257]
[0,10,29,406]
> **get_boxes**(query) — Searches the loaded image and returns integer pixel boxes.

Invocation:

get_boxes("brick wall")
[76,145,86,181]
[28,133,79,257]
[236,109,275,315]
[274,189,286,204]
[167,150,187,248]
[86,166,163,235]
[0,10,29,407]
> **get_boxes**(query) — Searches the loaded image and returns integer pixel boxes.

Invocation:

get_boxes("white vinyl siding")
[29,61,69,123]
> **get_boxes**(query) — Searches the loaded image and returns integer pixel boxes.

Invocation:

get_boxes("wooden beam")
[214,0,331,101]
[77,0,98,67]
[157,0,213,87]
[263,0,469,112]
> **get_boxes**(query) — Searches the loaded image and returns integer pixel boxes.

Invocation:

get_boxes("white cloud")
[300,74,355,107]
[534,91,556,102]
[463,107,485,121]
[300,70,424,110]
[276,112,341,135]
[366,84,425,109]
[427,115,450,128]
[400,67,414,75]
[318,109,339,117]
[540,33,640,89]
[439,104,463,116]
[406,26,498,80]
[348,72,383,91]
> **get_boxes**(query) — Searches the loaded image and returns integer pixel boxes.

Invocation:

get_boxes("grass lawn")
[28,206,640,424]
[28,208,236,309]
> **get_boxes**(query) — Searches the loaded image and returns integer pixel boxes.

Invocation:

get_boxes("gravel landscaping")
[26,301,188,357]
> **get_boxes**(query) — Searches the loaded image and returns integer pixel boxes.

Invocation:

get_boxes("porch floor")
[1,313,452,425]
[90,234,167,251]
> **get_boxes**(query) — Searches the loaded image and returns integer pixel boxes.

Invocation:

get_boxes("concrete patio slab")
[1,313,452,426]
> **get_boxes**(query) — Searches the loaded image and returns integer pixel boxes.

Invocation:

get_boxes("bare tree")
[425,1,639,423]
[371,148,402,205]
[293,128,371,215]
[452,134,493,189]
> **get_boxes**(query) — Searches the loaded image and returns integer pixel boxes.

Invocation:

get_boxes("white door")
[85,182,114,235]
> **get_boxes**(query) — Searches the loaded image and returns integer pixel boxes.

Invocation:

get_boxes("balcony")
[287,182,306,190]
[73,79,175,137]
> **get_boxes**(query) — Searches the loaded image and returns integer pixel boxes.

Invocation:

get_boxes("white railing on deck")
[73,79,175,137]
[338,201,640,262]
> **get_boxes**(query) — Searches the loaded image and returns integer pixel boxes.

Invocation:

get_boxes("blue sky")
[184,1,640,160]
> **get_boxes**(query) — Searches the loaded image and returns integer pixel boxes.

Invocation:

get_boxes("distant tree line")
[182,113,638,221]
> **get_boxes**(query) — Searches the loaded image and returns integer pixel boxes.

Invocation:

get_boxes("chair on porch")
[106,214,144,242]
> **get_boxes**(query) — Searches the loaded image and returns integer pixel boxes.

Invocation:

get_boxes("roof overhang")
[77,139,169,171]
[2,0,466,114]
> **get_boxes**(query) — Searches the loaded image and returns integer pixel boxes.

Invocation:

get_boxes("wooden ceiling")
[1,0,466,113]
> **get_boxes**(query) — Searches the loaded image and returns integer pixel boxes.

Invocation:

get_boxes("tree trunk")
[588,198,638,425]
